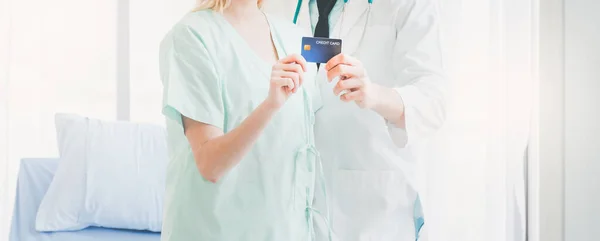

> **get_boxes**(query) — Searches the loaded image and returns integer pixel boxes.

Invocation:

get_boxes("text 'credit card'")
[301,37,342,63]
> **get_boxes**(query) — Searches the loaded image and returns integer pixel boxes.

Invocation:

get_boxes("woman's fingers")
[273,65,303,93]
[277,63,303,73]
[280,54,307,72]
[271,54,308,94]
[272,77,295,94]
[333,78,363,96]
[278,64,304,90]
[276,70,300,93]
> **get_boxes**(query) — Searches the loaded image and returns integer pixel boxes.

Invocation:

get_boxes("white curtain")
[421,0,533,240]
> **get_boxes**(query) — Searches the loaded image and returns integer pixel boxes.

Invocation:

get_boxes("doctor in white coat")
[263,0,446,240]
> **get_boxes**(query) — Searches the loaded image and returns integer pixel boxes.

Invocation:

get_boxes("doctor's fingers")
[327,64,363,82]
[325,53,361,70]
[279,54,307,72]
[333,78,363,96]
[273,70,301,93]
[340,89,365,102]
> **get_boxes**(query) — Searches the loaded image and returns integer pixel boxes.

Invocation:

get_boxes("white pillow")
[36,113,168,232]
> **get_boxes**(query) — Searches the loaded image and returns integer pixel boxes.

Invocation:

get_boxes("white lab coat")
[263,1,446,240]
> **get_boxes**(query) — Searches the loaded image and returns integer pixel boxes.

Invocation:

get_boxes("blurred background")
[0,0,598,241]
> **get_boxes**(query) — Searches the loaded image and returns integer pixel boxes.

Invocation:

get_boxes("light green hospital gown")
[159,10,324,241]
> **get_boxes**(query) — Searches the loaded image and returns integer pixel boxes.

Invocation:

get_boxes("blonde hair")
[193,0,263,12]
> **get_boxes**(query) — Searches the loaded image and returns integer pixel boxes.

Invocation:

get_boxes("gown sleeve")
[159,24,225,130]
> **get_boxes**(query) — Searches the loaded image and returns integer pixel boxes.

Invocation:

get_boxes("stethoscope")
[293,0,373,56]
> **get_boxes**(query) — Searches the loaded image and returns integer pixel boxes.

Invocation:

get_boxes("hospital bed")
[9,158,161,241]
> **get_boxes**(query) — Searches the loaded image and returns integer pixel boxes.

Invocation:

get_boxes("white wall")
[533,0,566,241]
[0,0,9,236]
[564,0,600,241]
[129,0,194,124]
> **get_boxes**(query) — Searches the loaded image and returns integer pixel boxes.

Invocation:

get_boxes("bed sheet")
[9,158,161,241]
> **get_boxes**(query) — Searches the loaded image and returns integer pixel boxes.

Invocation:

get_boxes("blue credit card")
[301,37,342,63]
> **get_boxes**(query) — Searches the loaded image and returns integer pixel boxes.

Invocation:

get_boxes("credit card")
[301,37,342,63]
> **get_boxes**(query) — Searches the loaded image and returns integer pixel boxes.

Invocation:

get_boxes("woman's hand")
[265,54,308,109]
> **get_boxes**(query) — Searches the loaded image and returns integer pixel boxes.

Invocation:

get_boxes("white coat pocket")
[331,170,415,241]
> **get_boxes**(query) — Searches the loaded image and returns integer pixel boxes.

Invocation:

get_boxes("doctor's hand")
[326,54,381,109]
[265,54,307,109]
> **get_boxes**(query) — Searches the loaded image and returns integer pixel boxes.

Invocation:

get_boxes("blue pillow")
[36,114,167,232]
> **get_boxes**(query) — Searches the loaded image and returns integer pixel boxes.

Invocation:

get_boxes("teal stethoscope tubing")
[293,0,303,24]
[293,0,373,56]
[293,0,373,25]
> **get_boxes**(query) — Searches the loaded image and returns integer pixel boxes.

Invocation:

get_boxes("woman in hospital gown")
[158,1,323,241]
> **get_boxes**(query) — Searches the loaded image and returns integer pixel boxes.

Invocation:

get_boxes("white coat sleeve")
[388,0,447,148]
